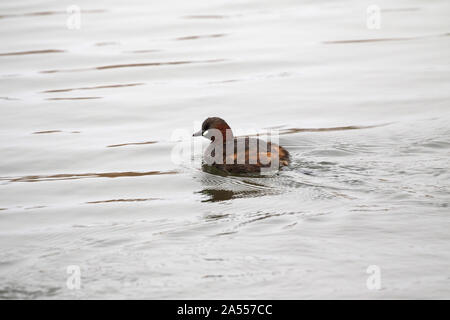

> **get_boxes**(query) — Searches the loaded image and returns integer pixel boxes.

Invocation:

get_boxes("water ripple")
[42,83,144,94]
[1,170,177,183]
[0,49,65,56]
[40,59,226,74]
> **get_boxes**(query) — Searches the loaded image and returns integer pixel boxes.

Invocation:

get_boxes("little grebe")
[193,117,290,175]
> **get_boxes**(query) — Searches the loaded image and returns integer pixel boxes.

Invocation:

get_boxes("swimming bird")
[193,117,290,175]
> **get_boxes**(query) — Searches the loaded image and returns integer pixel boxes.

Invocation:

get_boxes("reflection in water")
[124,49,161,54]
[0,9,105,19]
[182,15,228,19]
[208,79,240,84]
[176,34,226,41]
[86,198,159,204]
[199,188,262,202]
[324,37,413,44]
[200,164,229,177]
[323,33,448,44]
[1,0,449,300]
[32,130,62,134]
[204,213,230,221]
[233,124,389,138]
[24,206,47,210]
[46,97,102,100]
[279,124,388,135]
[382,8,420,12]
[199,189,234,202]
[0,286,60,300]
[94,42,119,46]
[96,60,225,70]
[31,130,80,134]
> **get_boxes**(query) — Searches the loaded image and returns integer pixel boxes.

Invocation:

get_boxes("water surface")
[0,0,449,299]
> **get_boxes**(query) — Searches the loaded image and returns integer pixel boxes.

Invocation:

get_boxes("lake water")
[0,0,449,299]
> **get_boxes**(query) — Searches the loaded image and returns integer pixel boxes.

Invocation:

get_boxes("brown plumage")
[193,117,290,175]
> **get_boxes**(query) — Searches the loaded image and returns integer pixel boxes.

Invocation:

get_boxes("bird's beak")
[192,130,203,137]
